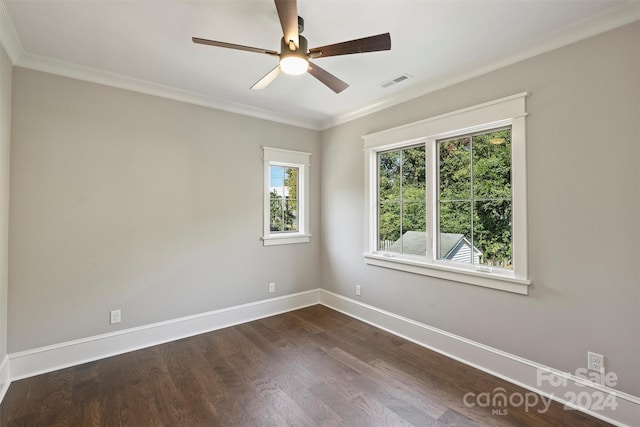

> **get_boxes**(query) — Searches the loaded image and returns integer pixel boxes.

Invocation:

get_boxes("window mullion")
[281,173,286,232]
[376,154,380,251]
[399,150,403,254]
[469,136,475,265]
[426,139,435,261]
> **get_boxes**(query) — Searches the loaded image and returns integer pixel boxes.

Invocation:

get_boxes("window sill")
[364,253,531,295]
[262,234,311,246]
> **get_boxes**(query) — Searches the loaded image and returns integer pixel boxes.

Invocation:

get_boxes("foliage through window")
[378,146,426,255]
[376,128,512,268]
[438,128,512,268]
[270,166,299,232]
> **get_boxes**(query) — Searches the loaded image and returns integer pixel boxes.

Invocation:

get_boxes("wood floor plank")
[78,399,100,427]
[272,370,349,426]
[326,347,448,420]
[0,305,614,426]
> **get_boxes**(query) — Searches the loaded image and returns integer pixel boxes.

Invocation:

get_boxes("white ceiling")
[1,0,639,129]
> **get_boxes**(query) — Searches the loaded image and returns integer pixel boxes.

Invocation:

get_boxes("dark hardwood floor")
[0,305,612,426]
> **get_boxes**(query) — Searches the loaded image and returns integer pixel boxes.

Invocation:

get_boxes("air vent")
[380,74,412,88]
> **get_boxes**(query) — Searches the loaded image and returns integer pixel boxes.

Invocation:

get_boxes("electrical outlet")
[110,309,121,324]
[355,285,362,296]
[269,282,276,293]
[588,351,604,373]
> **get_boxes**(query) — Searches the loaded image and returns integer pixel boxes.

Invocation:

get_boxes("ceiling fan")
[192,0,391,94]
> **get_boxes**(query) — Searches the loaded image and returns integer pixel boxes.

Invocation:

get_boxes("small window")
[262,147,310,246]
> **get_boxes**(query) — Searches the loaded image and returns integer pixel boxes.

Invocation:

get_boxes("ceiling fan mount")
[192,0,391,93]
[297,15,304,34]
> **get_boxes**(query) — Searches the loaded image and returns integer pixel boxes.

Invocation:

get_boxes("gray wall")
[8,68,321,352]
[0,44,11,364]
[320,22,640,396]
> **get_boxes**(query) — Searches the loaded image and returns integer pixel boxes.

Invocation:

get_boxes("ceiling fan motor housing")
[280,35,309,75]
[281,35,308,55]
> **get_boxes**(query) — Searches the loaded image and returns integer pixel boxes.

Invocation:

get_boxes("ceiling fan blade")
[309,33,391,58]
[192,37,278,56]
[274,0,299,48]
[251,66,282,90]
[308,62,349,94]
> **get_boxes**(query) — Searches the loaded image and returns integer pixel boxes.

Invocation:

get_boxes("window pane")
[285,199,298,231]
[437,128,513,268]
[269,166,299,233]
[284,167,298,200]
[402,201,426,256]
[378,146,426,255]
[379,151,401,201]
[270,166,285,232]
[270,165,284,189]
[379,202,401,252]
[439,201,472,263]
[401,146,426,255]
[284,167,299,232]
[473,129,511,199]
[474,199,512,269]
[270,195,283,232]
[402,146,426,201]
[439,137,471,200]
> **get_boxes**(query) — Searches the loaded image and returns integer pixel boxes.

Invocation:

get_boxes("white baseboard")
[318,289,640,427]
[0,355,9,402]
[8,289,320,381]
[4,288,638,427]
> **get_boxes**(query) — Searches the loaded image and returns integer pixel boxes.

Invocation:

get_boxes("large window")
[262,147,310,246]
[363,94,529,294]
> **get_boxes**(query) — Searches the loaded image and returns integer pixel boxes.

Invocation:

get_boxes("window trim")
[362,93,530,294]
[262,147,310,246]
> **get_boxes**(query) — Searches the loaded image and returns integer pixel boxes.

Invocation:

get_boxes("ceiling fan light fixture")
[279,35,309,76]
[280,55,309,75]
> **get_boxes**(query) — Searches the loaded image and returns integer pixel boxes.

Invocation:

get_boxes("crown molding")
[319,1,640,130]
[0,0,24,63]
[15,54,321,130]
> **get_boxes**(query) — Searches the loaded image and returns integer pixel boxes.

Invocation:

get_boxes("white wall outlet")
[355,284,362,296]
[588,351,604,373]
[110,309,121,324]
[269,282,276,293]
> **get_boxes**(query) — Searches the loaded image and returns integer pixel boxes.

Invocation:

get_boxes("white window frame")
[262,147,310,246]
[363,93,530,294]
